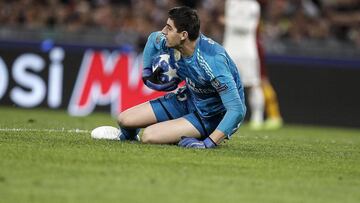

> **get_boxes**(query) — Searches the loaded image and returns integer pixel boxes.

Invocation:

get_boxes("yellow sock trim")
[262,81,282,119]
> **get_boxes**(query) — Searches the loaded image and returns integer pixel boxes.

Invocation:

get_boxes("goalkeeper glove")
[178,136,217,149]
[142,66,178,91]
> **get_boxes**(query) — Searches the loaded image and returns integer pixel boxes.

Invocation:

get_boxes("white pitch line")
[0,128,90,134]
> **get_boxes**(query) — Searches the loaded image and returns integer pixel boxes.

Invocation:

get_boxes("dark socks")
[119,127,140,141]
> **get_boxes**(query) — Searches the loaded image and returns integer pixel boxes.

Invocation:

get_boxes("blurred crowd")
[0,0,360,47]
[261,0,360,47]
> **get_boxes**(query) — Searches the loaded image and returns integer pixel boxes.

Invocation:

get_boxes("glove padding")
[178,136,217,149]
[142,66,179,91]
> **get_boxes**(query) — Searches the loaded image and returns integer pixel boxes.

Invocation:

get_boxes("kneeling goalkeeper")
[95,6,246,149]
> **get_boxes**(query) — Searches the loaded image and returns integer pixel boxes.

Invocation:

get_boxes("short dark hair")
[168,6,200,41]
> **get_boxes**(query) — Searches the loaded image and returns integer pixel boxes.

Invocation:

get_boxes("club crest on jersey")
[211,79,228,92]
[156,34,162,44]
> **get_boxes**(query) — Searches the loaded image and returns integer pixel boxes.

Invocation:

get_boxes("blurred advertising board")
[1,41,360,128]
[0,44,164,116]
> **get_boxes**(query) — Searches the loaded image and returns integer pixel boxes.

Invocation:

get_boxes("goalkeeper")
[94,6,246,149]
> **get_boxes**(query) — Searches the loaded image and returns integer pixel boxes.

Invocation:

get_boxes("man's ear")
[181,31,188,40]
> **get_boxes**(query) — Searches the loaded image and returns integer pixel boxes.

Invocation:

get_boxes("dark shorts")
[149,87,224,139]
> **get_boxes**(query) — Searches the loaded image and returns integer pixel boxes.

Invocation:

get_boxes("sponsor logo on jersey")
[186,77,216,94]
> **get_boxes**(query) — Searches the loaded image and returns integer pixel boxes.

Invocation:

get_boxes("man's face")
[161,18,183,48]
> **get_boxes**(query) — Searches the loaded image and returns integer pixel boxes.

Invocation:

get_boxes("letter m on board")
[68,50,164,116]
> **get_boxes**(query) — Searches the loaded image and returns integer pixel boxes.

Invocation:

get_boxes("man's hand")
[178,136,217,149]
[142,66,178,91]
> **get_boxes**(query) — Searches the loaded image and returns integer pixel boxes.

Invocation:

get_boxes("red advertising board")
[0,46,164,116]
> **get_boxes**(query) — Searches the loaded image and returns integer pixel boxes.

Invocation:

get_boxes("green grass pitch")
[0,107,359,203]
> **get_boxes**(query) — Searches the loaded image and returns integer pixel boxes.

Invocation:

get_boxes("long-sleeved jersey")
[143,31,246,137]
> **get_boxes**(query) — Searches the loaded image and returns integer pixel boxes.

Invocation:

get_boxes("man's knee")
[117,112,135,128]
[141,126,157,144]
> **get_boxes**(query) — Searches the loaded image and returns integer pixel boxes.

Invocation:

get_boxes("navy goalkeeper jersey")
[143,31,246,137]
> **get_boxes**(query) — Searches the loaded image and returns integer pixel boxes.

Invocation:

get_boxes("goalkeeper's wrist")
[203,137,217,148]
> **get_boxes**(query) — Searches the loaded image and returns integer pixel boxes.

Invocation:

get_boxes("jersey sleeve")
[211,54,246,137]
[143,31,167,68]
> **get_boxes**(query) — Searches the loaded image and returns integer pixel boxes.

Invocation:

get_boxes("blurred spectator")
[0,0,359,47]
[324,0,360,46]
[263,0,360,48]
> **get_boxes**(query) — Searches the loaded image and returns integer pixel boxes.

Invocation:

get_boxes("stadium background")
[1,0,360,128]
[1,1,360,203]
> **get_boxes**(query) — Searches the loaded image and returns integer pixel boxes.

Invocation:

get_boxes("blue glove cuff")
[203,137,217,148]
[145,80,178,92]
